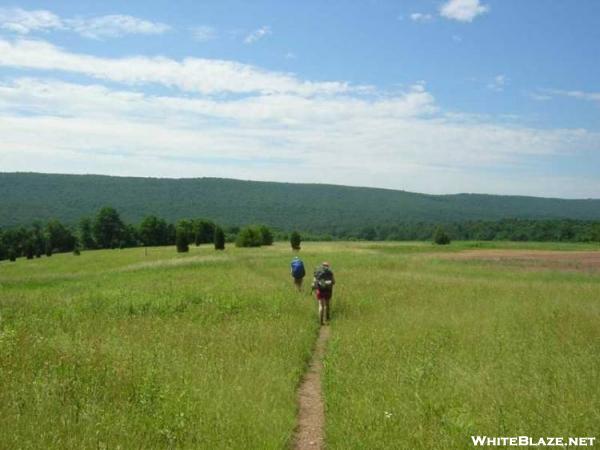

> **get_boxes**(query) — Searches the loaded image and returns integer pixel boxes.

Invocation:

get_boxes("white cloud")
[528,89,600,104]
[547,89,600,103]
[0,8,63,33]
[410,13,434,23]
[440,0,489,22]
[66,15,170,39]
[487,74,507,92]
[0,40,598,197]
[0,38,353,96]
[191,25,217,42]
[1,76,599,197]
[529,92,552,101]
[244,26,271,44]
[0,8,169,39]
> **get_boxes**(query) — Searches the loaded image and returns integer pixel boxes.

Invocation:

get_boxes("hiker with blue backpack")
[311,262,335,325]
[290,256,306,292]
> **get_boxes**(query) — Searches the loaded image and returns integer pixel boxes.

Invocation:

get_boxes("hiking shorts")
[316,289,332,300]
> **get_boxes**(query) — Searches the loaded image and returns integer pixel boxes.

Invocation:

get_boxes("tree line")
[333,219,600,242]
[2,212,599,262]
[0,206,279,262]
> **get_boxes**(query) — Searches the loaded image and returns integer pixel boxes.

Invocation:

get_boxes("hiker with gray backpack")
[311,262,335,325]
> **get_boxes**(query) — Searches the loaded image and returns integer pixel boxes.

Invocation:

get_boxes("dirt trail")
[294,326,330,449]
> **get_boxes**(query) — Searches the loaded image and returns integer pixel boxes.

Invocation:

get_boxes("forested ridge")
[2,172,600,230]
[2,173,600,261]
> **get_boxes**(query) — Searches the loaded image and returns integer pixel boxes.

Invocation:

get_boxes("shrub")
[290,231,301,250]
[433,226,451,245]
[176,221,190,253]
[214,226,225,250]
[235,226,262,247]
[258,225,273,246]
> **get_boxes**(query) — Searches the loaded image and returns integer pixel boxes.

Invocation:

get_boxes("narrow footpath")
[293,326,330,449]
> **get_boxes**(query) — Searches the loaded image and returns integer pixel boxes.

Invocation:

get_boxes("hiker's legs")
[318,299,325,325]
[294,277,303,292]
[324,297,331,321]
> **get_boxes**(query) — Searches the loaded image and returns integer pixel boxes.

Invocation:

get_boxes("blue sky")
[0,0,599,198]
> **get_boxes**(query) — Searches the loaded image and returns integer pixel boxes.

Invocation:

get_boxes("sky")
[0,0,599,198]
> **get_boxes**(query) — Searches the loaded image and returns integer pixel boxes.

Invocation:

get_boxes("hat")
[322,261,330,267]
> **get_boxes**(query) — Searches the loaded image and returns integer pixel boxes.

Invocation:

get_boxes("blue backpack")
[291,259,306,279]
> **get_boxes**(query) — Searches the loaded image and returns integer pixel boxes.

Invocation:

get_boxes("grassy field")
[323,242,600,449]
[1,241,599,449]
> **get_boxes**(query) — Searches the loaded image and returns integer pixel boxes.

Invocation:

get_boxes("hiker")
[312,262,335,325]
[290,256,306,292]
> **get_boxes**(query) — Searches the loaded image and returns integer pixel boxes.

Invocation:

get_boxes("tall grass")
[1,242,598,448]
[0,246,318,449]
[323,245,600,449]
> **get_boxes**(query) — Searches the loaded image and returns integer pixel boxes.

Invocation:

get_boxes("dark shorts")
[316,289,332,300]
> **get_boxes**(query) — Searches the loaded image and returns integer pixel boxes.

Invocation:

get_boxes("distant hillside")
[1,172,600,231]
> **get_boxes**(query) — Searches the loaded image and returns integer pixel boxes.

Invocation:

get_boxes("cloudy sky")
[0,0,599,198]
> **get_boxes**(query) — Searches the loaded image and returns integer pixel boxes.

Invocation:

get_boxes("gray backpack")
[315,267,334,291]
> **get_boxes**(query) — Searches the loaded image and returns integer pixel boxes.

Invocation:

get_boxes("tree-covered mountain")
[1,172,600,231]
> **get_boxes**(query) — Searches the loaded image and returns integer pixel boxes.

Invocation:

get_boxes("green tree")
[79,217,96,249]
[176,220,191,253]
[290,231,301,250]
[46,220,76,252]
[193,219,216,245]
[359,226,377,241]
[31,222,45,257]
[139,215,169,246]
[167,223,176,245]
[24,237,34,259]
[214,226,225,250]
[120,224,139,248]
[2,229,25,257]
[93,207,124,249]
[235,226,262,247]
[44,240,52,257]
[258,225,273,246]
[592,223,600,242]
[433,226,451,245]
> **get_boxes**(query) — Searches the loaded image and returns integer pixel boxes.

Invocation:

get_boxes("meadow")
[1,241,599,449]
